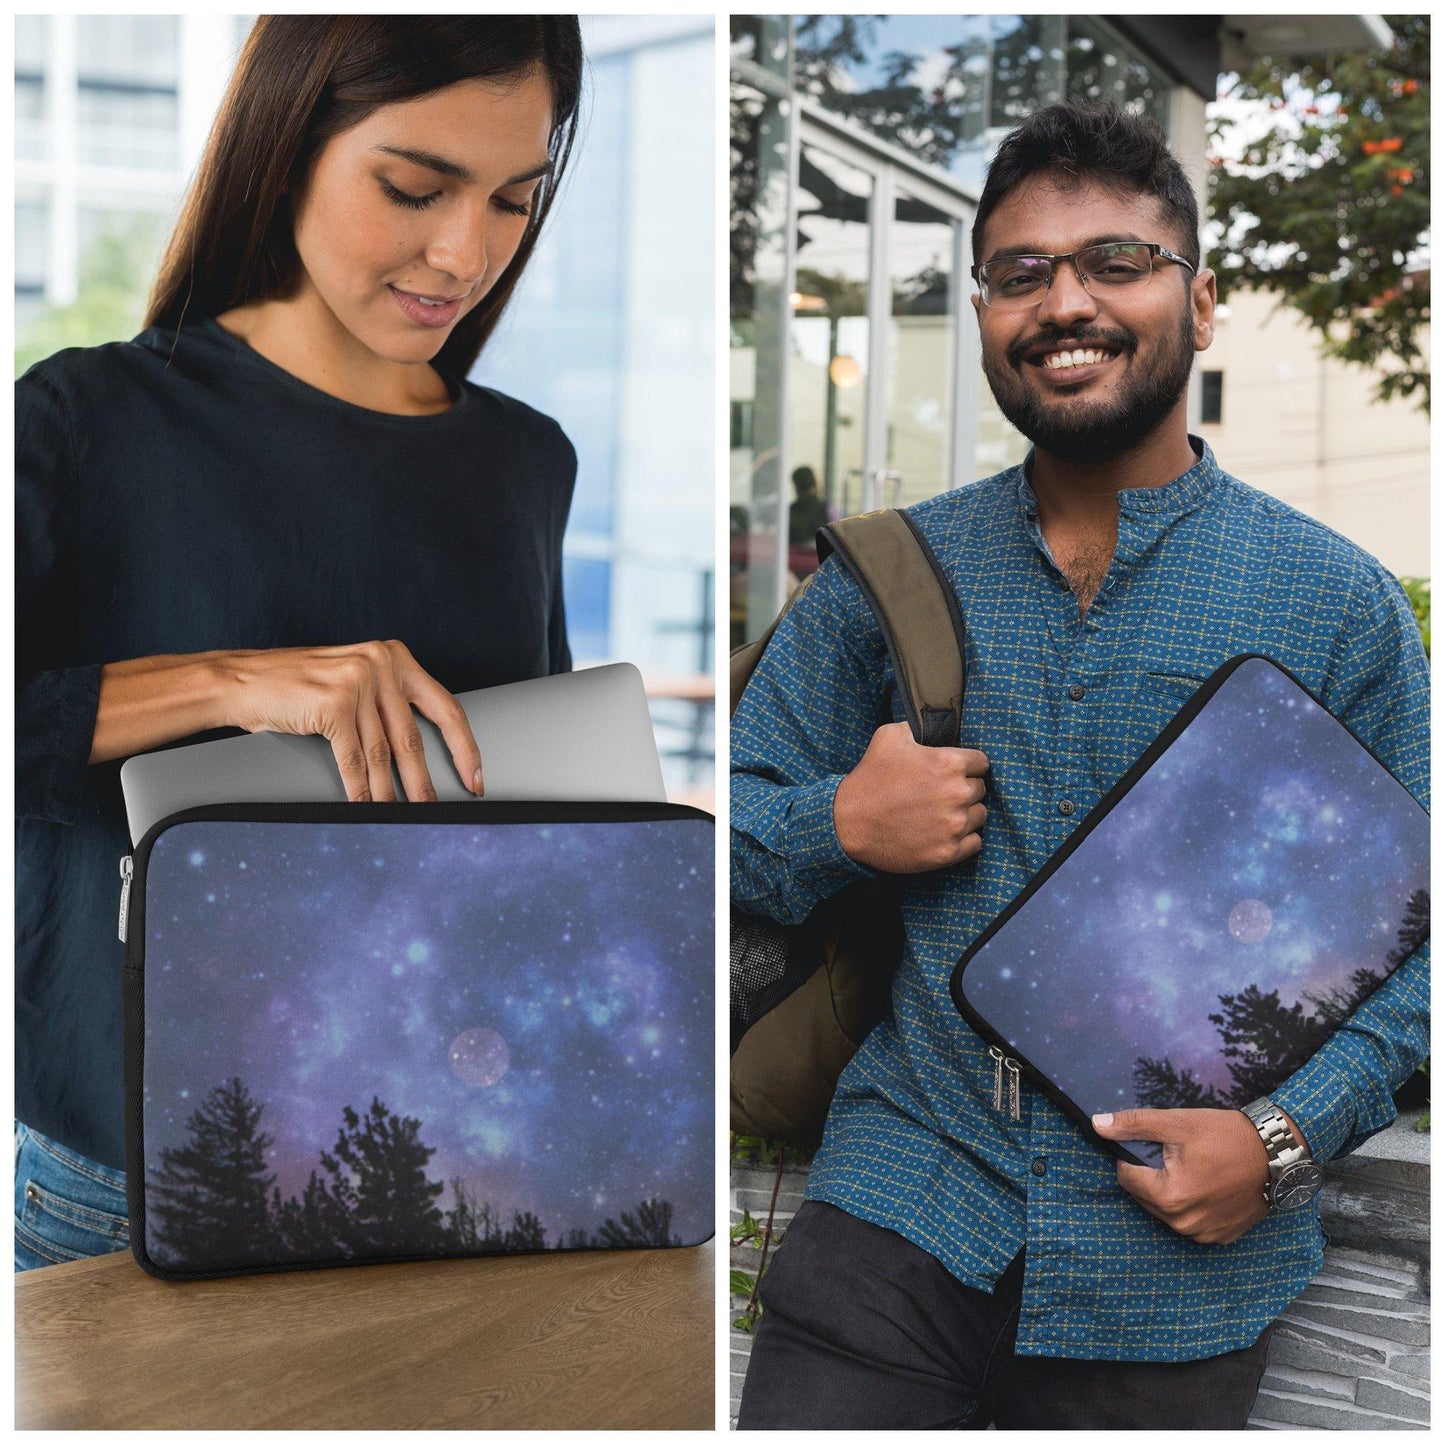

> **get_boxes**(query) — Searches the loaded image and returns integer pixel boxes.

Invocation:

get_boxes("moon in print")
[1228,898,1274,944]
[448,1027,511,1087]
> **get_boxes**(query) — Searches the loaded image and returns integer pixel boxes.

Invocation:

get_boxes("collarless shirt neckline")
[1014,436,1223,529]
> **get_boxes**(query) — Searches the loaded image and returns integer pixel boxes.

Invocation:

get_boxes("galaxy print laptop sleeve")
[120,801,714,1280]
[949,655,1429,1168]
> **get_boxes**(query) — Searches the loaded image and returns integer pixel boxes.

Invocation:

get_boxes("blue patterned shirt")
[730,441,1429,1361]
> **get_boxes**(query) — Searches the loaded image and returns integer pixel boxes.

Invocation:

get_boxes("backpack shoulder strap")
[818,510,966,748]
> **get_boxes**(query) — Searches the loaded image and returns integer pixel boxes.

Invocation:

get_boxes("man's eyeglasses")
[972,242,1196,309]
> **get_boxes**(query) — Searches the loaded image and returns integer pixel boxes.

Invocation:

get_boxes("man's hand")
[833,722,990,873]
[1092,1108,1276,1245]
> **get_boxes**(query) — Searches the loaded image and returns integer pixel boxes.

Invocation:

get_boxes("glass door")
[788,115,974,568]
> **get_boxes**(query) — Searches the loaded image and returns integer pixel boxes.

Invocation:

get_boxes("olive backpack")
[730,509,967,1147]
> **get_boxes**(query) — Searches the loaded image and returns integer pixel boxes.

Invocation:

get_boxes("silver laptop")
[120,663,667,845]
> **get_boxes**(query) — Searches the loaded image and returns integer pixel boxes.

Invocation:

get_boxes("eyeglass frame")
[971,242,1198,308]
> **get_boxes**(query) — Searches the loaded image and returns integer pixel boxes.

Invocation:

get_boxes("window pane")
[76,16,180,88]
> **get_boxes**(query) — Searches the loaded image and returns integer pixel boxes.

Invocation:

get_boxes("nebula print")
[140,815,713,1269]
[958,659,1428,1161]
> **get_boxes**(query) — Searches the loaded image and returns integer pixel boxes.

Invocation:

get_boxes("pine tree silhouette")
[596,1198,679,1248]
[149,1077,275,1269]
[272,1169,349,1259]
[504,1210,548,1251]
[1208,985,1331,1105]
[1129,893,1430,1117]
[558,1226,596,1250]
[318,1097,446,1257]
[1390,889,1430,965]
[444,1178,502,1252]
[1305,967,1384,1029]
[1130,1056,1227,1109]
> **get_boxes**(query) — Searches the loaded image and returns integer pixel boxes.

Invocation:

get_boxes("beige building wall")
[1197,289,1429,579]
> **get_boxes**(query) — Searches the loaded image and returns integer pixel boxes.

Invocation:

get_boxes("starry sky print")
[143,817,714,1243]
[961,659,1428,1121]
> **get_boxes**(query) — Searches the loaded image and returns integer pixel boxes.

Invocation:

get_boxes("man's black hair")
[972,103,1201,271]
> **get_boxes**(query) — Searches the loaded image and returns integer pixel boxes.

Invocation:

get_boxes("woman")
[16,16,584,1270]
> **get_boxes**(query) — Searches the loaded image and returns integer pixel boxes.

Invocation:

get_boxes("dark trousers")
[737,1201,1273,1430]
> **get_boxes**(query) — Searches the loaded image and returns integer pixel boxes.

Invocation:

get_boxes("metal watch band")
[1243,1098,1309,1167]
[1243,1097,1320,1208]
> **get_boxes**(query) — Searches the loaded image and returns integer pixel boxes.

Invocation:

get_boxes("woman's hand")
[219,640,483,801]
[90,640,483,802]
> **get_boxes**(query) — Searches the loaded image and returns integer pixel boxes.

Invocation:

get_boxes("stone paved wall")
[729,1116,1429,1430]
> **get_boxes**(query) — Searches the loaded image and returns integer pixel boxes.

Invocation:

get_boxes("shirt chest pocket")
[1133,664,1213,740]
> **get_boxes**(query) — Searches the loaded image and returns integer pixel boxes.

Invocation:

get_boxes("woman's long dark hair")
[146,16,583,376]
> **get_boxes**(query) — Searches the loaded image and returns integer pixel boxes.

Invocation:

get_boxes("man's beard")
[982,308,1196,465]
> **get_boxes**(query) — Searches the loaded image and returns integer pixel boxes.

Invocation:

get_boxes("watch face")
[1273,1161,1325,1209]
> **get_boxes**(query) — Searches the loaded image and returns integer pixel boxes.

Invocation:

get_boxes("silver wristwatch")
[1242,1098,1324,1210]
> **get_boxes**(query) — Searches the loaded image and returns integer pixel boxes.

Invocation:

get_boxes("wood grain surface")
[16,1241,714,1429]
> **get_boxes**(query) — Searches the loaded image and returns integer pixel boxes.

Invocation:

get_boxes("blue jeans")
[14,1123,130,1271]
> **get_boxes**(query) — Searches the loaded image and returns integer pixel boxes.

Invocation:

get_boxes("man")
[731,104,1428,1429]
[789,466,831,545]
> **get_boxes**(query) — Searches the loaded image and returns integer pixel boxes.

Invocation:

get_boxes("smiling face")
[288,68,554,369]
[971,171,1215,465]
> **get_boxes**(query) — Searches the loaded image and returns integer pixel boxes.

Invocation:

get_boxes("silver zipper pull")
[1005,1057,1022,1121]
[989,1045,1004,1112]
[118,856,133,943]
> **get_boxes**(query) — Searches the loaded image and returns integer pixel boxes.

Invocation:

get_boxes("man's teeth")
[1043,348,1114,369]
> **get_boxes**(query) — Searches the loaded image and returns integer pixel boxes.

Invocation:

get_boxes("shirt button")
[1068,684,1085,701]
[1058,799,1076,817]
[1031,1158,1048,1177]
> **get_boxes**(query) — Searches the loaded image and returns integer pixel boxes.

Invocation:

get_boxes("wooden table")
[16,1241,714,1429]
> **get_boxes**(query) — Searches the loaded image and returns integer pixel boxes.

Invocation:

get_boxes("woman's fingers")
[398,655,485,797]
[323,710,374,804]
[357,693,400,803]
[374,675,436,802]
[222,639,481,801]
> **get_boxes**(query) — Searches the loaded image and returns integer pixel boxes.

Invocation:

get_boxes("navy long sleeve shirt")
[731,441,1429,1361]
[17,320,576,1168]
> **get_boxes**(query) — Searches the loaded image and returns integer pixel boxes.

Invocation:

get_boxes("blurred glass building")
[14,14,714,801]
[729,14,1396,645]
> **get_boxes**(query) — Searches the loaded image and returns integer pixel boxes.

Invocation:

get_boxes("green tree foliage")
[15,216,164,377]
[149,1077,276,1269]
[1208,16,1429,410]
[1399,578,1430,657]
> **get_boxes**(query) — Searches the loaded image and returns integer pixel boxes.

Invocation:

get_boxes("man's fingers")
[958,747,990,777]
[405,670,484,797]
[1093,1108,1182,1145]
[1115,1157,1169,1206]
[1115,1162,1173,1221]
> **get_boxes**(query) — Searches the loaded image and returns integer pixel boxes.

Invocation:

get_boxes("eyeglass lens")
[983,243,1155,306]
